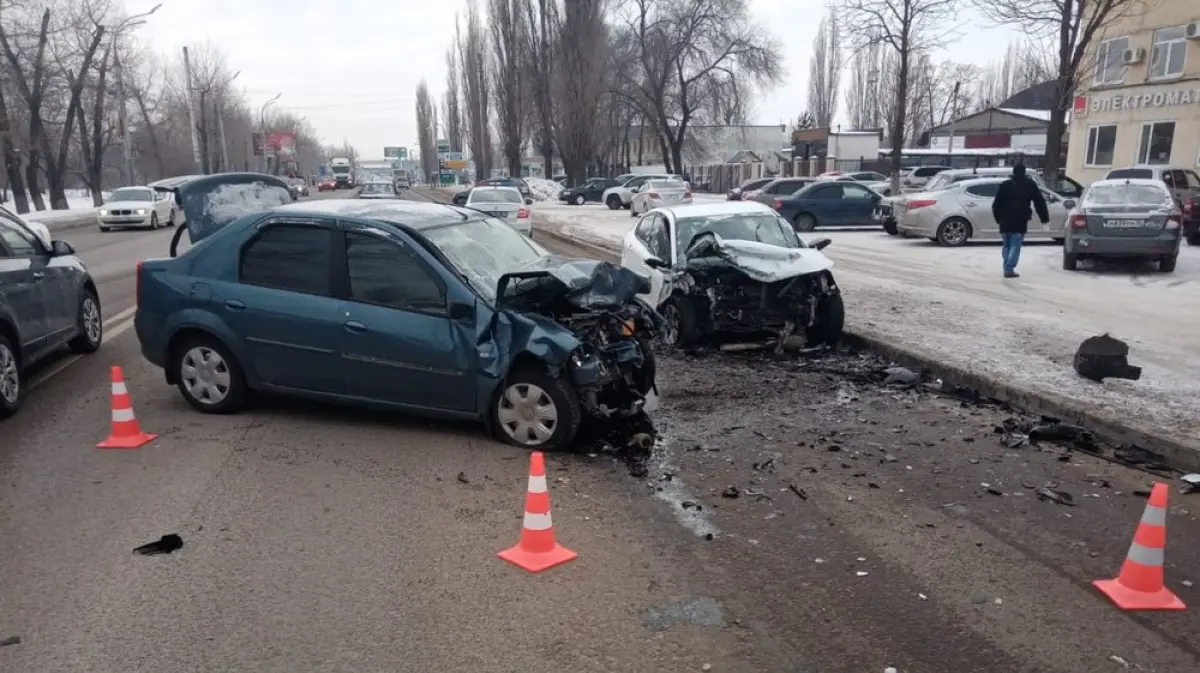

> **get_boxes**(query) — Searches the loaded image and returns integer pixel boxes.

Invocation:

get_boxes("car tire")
[67,288,102,354]
[171,333,249,414]
[1186,231,1200,246]
[806,289,845,347]
[883,219,898,236]
[1160,255,1177,273]
[1052,237,1064,244]
[573,194,585,206]
[492,364,581,451]
[606,195,622,210]
[98,226,110,232]
[149,213,159,229]
[167,209,176,227]
[935,218,971,247]
[1062,252,1078,271]
[0,333,21,420]
[661,295,699,348]
[793,213,817,232]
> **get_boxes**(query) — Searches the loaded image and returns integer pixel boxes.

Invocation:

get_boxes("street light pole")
[213,71,240,172]
[111,3,162,185]
[259,94,281,173]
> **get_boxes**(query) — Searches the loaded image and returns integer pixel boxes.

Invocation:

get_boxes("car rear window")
[1083,183,1173,207]
[1106,168,1154,179]
[471,189,522,204]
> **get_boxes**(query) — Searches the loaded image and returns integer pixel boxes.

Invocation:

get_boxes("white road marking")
[26,309,139,391]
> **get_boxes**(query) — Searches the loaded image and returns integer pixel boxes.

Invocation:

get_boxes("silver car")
[1063,178,1182,273]
[630,179,692,216]
[465,186,533,235]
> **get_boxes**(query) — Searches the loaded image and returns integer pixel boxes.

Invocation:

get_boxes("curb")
[530,219,1200,474]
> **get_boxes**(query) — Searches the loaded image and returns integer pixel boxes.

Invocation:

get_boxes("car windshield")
[676,212,800,252]
[108,188,152,202]
[424,217,548,302]
[741,179,770,190]
[1107,168,1155,179]
[1083,183,1173,207]
[470,189,522,204]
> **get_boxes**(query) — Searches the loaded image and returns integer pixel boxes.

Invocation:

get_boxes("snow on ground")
[524,177,563,202]
[18,189,107,223]
[531,203,1200,445]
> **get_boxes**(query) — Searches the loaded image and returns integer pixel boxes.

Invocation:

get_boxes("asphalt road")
[3,186,1199,673]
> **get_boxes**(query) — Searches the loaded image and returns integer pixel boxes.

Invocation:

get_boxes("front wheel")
[68,289,102,354]
[606,195,622,210]
[883,219,898,236]
[172,334,249,414]
[660,295,699,348]
[793,214,817,232]
[573,194,585,206]
[493,365,581,451]
[1160,255,1177,273]
[807,290,845,347]
[1186,231,1200,246]
[150,213,159,229]
[167,208,176,227]
[1062,252,1078,271]
[0,334,21,420]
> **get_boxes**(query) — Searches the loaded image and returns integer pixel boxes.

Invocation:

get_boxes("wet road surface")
[2,187,1198,672]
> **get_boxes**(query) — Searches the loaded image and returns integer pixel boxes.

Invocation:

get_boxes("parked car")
[820,171,890,184]
[318,178,337,192]
[97,185,178,231]
[899,165,952,191]
[560,177,621,205]
[452,178,531,206]
[727,177,772,201]
[772,181,883,231]
[619,201,842,348]
[394,177,410,189]
[133,173,660,451]
[0,206,102,418]
[465,186,533,235]
[744,177,817,206]
[288,178,309,198]
[630,179,692,216]
[358,181,401,199]
[1104,166,1200,246]
[602,174,672,210]
[1062,178,1182,273]
[894,177,1072,247]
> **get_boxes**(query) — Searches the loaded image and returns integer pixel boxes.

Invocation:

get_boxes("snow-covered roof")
[997,108,1052,122]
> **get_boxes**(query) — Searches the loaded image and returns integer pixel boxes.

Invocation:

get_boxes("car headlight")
[135,209,147,215]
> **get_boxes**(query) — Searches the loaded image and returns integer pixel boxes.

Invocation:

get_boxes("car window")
[964,182,1001,198]
[810,185,843,199]
[1184,171,1200,188]
[470,189,522,204]
[345,231,445,312]
[842,184,874,199]
[1163,170,1181,188]
[0,213,41,256]
[1083,183,1173,207]
[108,188,153,202]
[635,213,670,260]
[676,212,800,252]
[1053,176,1083,197]
[1106,168,1155,179]
[239,224,332,296]
[626,177,648,189]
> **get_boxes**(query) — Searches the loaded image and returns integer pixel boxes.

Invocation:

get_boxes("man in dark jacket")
[991,163,1049,278]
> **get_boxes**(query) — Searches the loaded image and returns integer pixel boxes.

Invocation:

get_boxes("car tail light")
[135,260,143,308]
[517,207,530,218]
[1166,210,1181,229]
[647,192,660,199]
[772,199,783,209]
[1185,199,1196,217]
[684,190,692,198]
[1070,213,1087,228]
[906,199,936,209]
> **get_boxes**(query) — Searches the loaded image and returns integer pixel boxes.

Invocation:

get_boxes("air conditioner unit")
[1122,47,1146,65]
[1186,21,1200,39]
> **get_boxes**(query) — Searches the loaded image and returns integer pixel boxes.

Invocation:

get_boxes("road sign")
[445,151,467,170]
[436,138,450,158]
[440,171,456,186]
[398,147,408,159]
[384,146,405,158]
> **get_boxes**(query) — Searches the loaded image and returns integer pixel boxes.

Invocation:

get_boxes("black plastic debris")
[1074,334,1141,382]
[456,472,470,484]
[0,636,21,647]
[882,366,920,387]
[721,486,740,498]
[133,534,183,555]
[1114,444,1169,471]
[1036,487,1075,506]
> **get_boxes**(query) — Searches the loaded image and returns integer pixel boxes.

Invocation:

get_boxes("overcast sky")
[129,0,1019,160]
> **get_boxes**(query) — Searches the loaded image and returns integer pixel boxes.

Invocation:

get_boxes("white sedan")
[465,185,533,235]
[97,185,177,231]
[601,173,674,210]
[629,179,692,216]
[895,177,1073,247]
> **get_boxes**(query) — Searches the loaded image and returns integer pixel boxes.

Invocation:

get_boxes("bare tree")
[552,0,607,182]
[415,79,437,182]
[976,0,1145,178]
[790,110,818,133]
[457,1,493,178]
[840,0,961,192]
[488,0,528,177]
[808,7,841,127]
[845,42,887,130]
[624,0,782,174]
[522,0,558,178]
[443,47,464,152]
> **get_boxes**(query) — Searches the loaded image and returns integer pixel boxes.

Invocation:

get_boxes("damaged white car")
[620,201,844,349]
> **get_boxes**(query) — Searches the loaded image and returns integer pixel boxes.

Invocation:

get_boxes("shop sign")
[1075,87,1200,116]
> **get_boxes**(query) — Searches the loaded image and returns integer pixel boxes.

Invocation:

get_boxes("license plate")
[1103,219,1148,229]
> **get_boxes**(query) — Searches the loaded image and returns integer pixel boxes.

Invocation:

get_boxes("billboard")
[384,146,408,159]
[267,132,297,156]
[444,151,467,170]
[251,132,265,157]
[436,138,451,158]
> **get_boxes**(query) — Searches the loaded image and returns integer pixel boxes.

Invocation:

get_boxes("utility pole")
[216,96,229,172]
[259,94,280,174]
[946,80,962,158]
[113,47,134,185]
[182,46,202,173]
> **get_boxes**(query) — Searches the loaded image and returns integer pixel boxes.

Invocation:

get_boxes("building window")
[1085,125,1118,166]
[1137,121,1176,165]
[1150,26,1188,80]
[1094,37,1129,85]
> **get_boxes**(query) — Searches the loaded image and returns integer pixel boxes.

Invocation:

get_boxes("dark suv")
[1105,166,1200,246]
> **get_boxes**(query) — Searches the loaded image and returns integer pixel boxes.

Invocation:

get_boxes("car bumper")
[134,311,166,368]
[98,215,152,228]
[1065,231,1182,256]
[896,215,936,238]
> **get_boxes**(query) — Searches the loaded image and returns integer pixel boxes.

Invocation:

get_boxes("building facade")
[1067,4,1200,183]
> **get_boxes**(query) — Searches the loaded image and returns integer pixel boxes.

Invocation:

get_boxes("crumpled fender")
[472,304,583,414]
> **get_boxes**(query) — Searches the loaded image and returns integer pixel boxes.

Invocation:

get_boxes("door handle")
[964,203,975,207]
[31,271,45,279]
[224,299,246,311]
[344,320,367,334]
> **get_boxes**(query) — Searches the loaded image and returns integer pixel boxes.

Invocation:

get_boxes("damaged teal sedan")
[134,173,659,450]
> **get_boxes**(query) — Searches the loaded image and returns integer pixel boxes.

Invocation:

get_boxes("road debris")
[788,484,808,499]
[1073,333,1141,382]
[1037,487,1075,506]
[722,486,740,498]
[456,471,470,484]
[133,534,183,555]
[0,636,20,647]
[1182,473,1200,494]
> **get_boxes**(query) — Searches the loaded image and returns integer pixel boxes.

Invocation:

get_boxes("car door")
[226,219,347,394]
[805,184,846,225]
[0,212,70,350]
[0,230,51,360]
[839,183,879,225]
[623,176,649,204]
[622,213,670,306]
[337,226,475,412]
[957,182,1001,236]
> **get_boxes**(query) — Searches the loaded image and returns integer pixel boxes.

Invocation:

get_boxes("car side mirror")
[50,239,75,256]
[809,237,832,251]
[645,256,669,270]
[448,301,474,321]
[525,198,533,205]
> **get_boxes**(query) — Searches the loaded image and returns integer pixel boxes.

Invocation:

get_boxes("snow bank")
[525,177,563,202]
[18,191,109,222]
[531,207,1200,446]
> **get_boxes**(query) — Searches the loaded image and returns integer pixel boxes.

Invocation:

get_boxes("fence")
[688,162,766,193]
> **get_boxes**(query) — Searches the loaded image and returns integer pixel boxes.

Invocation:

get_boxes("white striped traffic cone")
[97,366,157,449]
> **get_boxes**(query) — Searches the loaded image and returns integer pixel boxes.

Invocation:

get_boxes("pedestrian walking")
[991,163,1049,278]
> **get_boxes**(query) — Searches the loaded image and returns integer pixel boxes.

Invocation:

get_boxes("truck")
[330,157,354,189]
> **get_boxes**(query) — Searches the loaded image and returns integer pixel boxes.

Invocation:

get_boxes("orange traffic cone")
[1093,482,1185,611]
[498,451,577,573]
[97,366,157,449]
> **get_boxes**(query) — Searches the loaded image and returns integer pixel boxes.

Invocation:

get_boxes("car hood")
[496,256,652,313]
[162,172,294,243]
[100,200,154,210]
[682,232,833,283]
